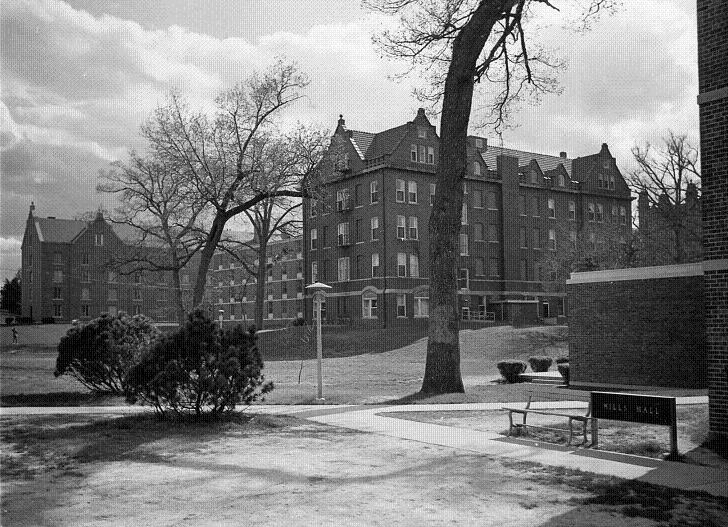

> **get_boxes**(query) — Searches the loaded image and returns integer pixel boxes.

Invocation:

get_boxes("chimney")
[559,151,567,159]
[28,202,35,216]
[338,114,345,127]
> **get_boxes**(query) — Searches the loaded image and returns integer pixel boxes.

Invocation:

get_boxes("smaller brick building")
[567,263,706,390]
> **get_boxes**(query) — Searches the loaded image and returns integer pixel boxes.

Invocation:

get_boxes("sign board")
[591,392,675,426]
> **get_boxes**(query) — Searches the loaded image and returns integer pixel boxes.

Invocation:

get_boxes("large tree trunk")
[192,216,227,307]
[421,4,503,394]
[255,240,268,329]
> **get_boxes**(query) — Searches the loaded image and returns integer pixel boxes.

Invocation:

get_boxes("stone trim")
[567,262,703,284]
[697,86,728,105]
[703,259,728,272]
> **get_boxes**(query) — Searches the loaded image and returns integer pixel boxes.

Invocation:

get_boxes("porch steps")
[518,371,565,385]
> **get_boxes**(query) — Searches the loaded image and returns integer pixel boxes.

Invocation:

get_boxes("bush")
[17,317,32,325]
[291,317,306,327]
[5,317,15,325]
[555,356,569,365]
[55,312,160,393]
[125,309,273,417]
[528,356,553,372]
[41,317,56,324]
[558,363,570,385]
[497,360,528,383]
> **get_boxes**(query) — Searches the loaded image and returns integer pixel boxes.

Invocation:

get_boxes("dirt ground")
[2,413,726,527]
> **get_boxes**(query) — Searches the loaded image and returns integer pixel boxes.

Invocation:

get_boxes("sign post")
[306,282,331,402]
[591,392,679,459]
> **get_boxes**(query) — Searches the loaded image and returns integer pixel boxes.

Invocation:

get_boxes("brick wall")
[567,264,706,389]
[697,0,728,437]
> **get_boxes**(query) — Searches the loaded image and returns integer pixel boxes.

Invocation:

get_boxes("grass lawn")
[2,412,726,526]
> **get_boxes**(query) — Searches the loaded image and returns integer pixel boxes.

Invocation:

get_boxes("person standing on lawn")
[12,326,18,344]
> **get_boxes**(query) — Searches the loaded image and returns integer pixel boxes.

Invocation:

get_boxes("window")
[598,174,604,188]
[397,253,407,277]
[81,287,90,300]
[281,267,288,281]
[419,145,426,163]
[548,198,556,218]
[310,228,318,250]
[409,254,420,278]
[588,203,595,222]
[475,137,484,148]
[408,216,419,240]
[53,287,62,300]
[486,191,497,210]
[488,224,498,243]
[619,206,627,225]
[396,294,406,317]
[81,305,90,317]
[337,222,350,246]
[533,228,541,249]
[268,303,274,319]
[531,170,538,184]
[519,227,527,248]
[95,233,104,246]
[53,270,63,283]
[338,257,350,282]
[311,261,318,283]
[354,219,362,243]
[418,127,427,139]
[474,222,484,241]
[430,183,436,205]
[460,234,469,256]
[356,255,364,279]
[473,190,483,208]
[531,196,540,216]
[310,199,317,217]
[82,253,89,265]
[463,182,468,194]
[108,305,117,316]
[267,265,273,282]
[322,226,328,247]
[371,253,380,277]
[362,293,378,318]
[609,175,616,190]
[371,217,380,240]
[549,229,556,250]
[558,174,565,187]
[461,204,468,225]
[396,179,405,202]
[354,184,362,206]
[611,204,618,222]
[336,189,351,211]
[414,296,429,317]
[427,146,435,164]
[108,289,117,302]
[589,232,596,251]
[459,268,469,290]
[321,260,329,281]
[489,257,501,278]
[54,252,62,265]
[28,271,32,284]
[370,180,379,203]
[81,269,90,283]
[569,201,576,220]
[410,144,418,162]
[408,181,418,203]
[54,304,62,318]
[473,162,481,176]
[518,195,526,216]
[596,204,604,222]
[397,215,406,239]
[570,230,577,249]
[475,257,485,276]
[520,259,528,281]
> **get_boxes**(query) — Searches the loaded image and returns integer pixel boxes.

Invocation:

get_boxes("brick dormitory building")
[302,110,633,326]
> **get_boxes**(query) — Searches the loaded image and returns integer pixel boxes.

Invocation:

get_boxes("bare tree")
[629,131,701,264]
[142,60,323,308]
[366,0,617,394]
[218,127,327,327]
[98,151,208,323]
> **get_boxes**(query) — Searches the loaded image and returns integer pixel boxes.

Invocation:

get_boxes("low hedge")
[555,356,569,365]
[528,356,553,372]
[497,360,527,383]
[558,363,570,385]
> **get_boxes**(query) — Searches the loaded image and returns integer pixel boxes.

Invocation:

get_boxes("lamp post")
[218,309,224,330]
[306,282,331,401]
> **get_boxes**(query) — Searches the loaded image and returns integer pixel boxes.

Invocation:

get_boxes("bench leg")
[507,412,514,437]
[567,419,574,446]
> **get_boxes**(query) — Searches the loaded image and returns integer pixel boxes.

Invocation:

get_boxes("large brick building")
[697,0,728,439]
[303,110,632,326]
[20,205,193,323]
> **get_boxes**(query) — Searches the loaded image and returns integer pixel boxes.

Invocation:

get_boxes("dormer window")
[558,174,565,187]
[530,170,538,184]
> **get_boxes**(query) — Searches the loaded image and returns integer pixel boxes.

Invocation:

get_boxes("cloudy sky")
[0,0,699,281]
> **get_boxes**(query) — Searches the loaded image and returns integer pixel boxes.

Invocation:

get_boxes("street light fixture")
[305,281,331,402]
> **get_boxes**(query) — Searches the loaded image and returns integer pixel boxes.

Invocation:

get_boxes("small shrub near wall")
[558,363,570,385]
[555,356,569,365]
[125,309,273,418]
[497,360,527,383]
[528,356,553,372]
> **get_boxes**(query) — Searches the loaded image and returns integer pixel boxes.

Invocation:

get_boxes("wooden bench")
[502,389,597,446]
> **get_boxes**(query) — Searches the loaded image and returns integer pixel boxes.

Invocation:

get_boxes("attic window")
[530,170,538,184]
[558,174,565,187]
[95,234,104,246]
[475,138,484,149]
[418,127,427,139]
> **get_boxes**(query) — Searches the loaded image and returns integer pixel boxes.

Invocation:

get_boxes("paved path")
[2,396,725,498]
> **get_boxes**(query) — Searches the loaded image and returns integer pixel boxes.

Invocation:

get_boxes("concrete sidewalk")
[2,397,724,498]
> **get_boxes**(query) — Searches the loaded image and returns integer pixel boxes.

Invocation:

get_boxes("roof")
[480,145,572,176]
[349,130,375,160]
[363,123,410,159]
[34,218,85,243]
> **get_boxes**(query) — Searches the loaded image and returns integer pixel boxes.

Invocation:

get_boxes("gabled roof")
[363,123,410,159]
[350,130,375,160]
[480,146,572,176]
[34,218,86,243]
